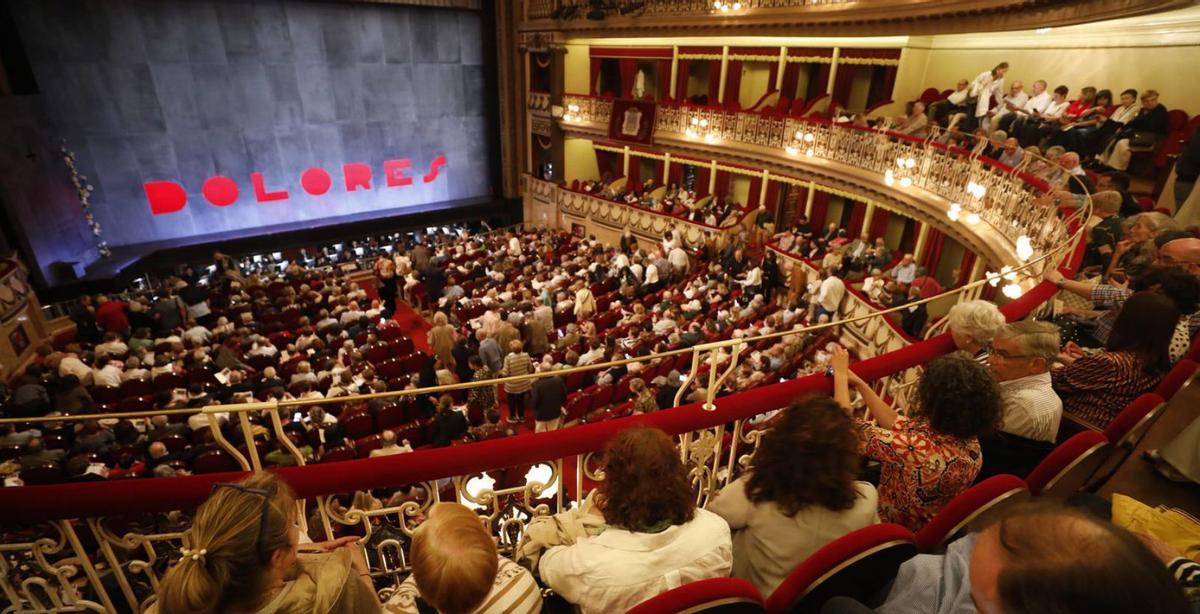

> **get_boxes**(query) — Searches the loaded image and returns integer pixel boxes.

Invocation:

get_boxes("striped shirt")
[386,557,543,614]
[502,352,534,394]
[997,372,1063,443]
[1052,351,1162,429]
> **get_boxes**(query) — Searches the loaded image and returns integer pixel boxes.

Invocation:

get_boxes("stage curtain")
[780,63,801,104]
[675,59,690,102]
[619,59,637,98]
[724,60,743,108]
[922,228,946,270]
[958,251,976,287]
[590,58,602,95]
[846,200,866,236]
[831,64,856,108]
[707,60,721,105]
[657,59,672,101]
[713,170,731,200]
[869,208,891,240]
[810,190,830,229]
[746,175,762,210]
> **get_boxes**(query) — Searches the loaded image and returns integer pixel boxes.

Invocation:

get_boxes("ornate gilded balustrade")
[554,181,733,246]
[561,93,1082,281]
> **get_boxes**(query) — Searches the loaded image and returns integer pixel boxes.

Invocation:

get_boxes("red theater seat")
[341,412,376,440]
[320,446,356,463]
[193,449,240,474]
[1025,431,1109,496]
[915,474,1028,553]
[21,463,67,485]
[1153,359,1197,399]
[764,523,918,613]
[628,577,765,614]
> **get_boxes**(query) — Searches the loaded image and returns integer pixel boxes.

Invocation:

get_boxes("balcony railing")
[562,94,1079,278]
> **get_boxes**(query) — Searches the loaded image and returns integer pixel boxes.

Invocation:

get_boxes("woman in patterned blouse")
[1053,291,1177,429]
[832,347,1001,532]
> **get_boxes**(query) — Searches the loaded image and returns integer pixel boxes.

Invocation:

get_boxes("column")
[669,46,679,100]
[623,146,631,177]
[826,47,840,96]
[717,46,730,105]
[862,202,875,234]
[913,222,931,261]
[663,152,672,183]
[709,160,718,195]
[775,46,786,91]
[804,181,815,217]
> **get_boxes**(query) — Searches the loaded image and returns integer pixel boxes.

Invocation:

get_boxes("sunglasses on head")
[211,482,278,562]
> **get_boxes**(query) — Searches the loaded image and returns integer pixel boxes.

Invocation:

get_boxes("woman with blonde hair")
[427,311,457,368]
[151,473,378,613]
[500,339,533,424]
[387,503,542,613]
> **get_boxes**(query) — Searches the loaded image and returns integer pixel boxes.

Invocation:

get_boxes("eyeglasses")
[211,482,276,562]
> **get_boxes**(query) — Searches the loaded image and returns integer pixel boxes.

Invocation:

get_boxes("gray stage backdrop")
[9,0,491,247]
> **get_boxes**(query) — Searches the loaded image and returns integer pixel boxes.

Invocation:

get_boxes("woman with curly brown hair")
[707,397,879,596]
[538,426,732,613]
[832,347,1001,532]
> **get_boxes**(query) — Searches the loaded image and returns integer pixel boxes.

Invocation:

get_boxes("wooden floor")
[1098,374,1200,514]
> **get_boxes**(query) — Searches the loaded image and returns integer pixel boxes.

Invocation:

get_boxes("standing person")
[149,473,379,613]
[466,355,497,417]
[94,295,131,336]
[531,365,567,432]
[426,312,456,368]
[152,289,186,336]
[430,395,468,447]
[178,282,213,328]
[477,330,502,374]
[374,253,398,317]
[501,340,533,424]
[761,252,781,303]
[967,62,1008,132]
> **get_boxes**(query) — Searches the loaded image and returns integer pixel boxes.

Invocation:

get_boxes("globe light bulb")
[785,145,798,156]
[1002,283,1023,299]
[805,148,814,157]
[1015,235,1034,261]
[966,212,981,225]
[884,169,895,186]
[803,133,814,143]
[900,177,913,188]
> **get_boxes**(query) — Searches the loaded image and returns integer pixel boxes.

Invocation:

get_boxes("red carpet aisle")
[391,301,433,354]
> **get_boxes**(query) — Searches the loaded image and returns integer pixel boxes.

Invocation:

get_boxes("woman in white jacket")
[538,427,732,613]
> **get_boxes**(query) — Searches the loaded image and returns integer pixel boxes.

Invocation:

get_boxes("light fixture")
[1015,235,1034,261]
[965,212,980,225]
[886,155,918,189]
[1036,27,1053,34]
[784,130,817,159]
[562,103,581,122]
[785,145,798,156]
[686,116,717,142]
[1002,283,1023,299]
[713,0,744,11]
[948,202,962,221]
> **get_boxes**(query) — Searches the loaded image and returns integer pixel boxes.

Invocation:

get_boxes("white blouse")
[538,509,733,614]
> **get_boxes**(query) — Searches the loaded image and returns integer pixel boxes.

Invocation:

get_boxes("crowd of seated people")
[577,174,750,228]
[909,61,1190,196]
[0,223,844,485]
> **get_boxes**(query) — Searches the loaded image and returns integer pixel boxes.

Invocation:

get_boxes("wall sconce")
[713,1,744,12]
[562,103,581,122]
[885,156,917,188]
[786,130,814,157]
[686,116,718,142]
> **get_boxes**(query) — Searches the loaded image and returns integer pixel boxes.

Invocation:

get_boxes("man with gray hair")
[1083,191,1124,268]
[978,320,1064,479]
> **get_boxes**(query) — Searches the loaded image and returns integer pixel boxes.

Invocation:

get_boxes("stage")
[40,195,519,302]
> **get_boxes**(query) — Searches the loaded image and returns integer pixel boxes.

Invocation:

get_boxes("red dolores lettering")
[384,159,413,187]
[144,181,187,215]
[343,163,372,191]
[251,172,289,202]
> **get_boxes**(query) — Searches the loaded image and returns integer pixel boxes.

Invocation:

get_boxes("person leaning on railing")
[150,473,380,613]
[830,346,1001,532]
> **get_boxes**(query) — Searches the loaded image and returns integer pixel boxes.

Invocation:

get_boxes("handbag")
[1128,131,1161,149]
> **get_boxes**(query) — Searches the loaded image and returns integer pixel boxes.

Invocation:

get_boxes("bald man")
[1157,237,1200,276]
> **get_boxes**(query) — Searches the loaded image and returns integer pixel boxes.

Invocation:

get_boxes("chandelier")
[686,116,718,143]
[884,156,917,189]
[713,1,745,12]
[948,179,987,225]
[785,129,815,157]
[562,103,581,123]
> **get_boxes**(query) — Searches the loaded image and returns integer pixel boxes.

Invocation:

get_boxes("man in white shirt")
[370,430,412,457]
[92,359,124,388]
[94,333,128,360]
[58,352,93,384]
[668,245,689,275]
[989,80,1029,130]
[987,321,1063,443]
[890,253,917,285]
[1012,84,1069,146]
[997,79,1049,135]
[814,267,845,321]
[928,79,970,127]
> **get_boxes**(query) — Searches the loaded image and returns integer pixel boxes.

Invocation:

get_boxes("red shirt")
[94,300,130,334]
[911,275,945,299]
[1064,99,1093,120]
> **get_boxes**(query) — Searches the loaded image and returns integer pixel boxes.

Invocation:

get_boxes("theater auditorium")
[1,0,1200,611]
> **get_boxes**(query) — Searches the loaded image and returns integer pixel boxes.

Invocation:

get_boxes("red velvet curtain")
[958,252,976,287]
[921,228,946,270]
[713,170,731,200]
[626,156,640,187]
[846,200,866,236]
[724,60,743,108]
[707,60,721,105]
[813,64,832,103]
[868,208,891,240]
[657,59,672,101]
[882,66,899,102]
[831,64,857,108]
[596,150,620,179]
[764,180,781,215]
[746,176,762,210]
[654,158,665,184]
[767,62,779,95]
[675,59,690,102]
[809,190,830,228]
[619,59,637,99]
[590,58,602,95]
[780,63,801,103]
[668,162,683,186]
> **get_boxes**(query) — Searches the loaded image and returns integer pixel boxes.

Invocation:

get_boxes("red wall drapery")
[780,63,801,104]
[626,155,641,187]
[669,161,684,186]
[809,190,830,228]
[882,66,899,102]
[746,176,762,210]
[653,158,665,184]
[831,64,857,108]
[764,180,781,215]
[693,165,711,197]
[811,64,832,103]
[714,170,731,199]
[724,60,743,108]
[596,150,620,179]
[674,59,690,101]
[958,251,976,287]
[846,200,866,236]
[868,208,891,240]
[707,60,721,104]
[921,228,946,270]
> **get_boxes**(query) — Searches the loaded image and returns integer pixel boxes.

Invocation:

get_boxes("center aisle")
[391,301,434,354]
